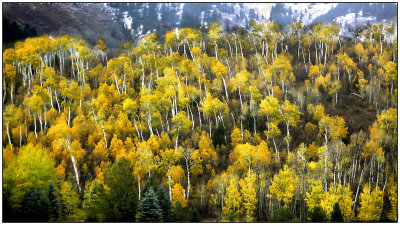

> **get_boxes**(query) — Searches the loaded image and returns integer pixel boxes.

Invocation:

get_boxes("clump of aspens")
[3,20,397,222]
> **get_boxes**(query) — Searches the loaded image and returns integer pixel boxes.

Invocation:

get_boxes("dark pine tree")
[190,209,201,222]
[104,157,138,222]
[137,188,163,222]
[330,202,344,222]
[156,186,172,222]
[3,187,16,222]
[170,201,189,222]
[21,185,50,222]
[48,182,60,221]
[308,206,328,222]
[269,207,294,222]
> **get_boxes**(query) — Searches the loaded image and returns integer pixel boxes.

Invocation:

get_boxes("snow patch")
[335,12,356,26]
[334,13,376,35]
[157,3,162,21]
[245,3,275,20]
[176,3,185,25]
[122,11,132,30]
[200,11,205,27]
[283,3,338,25]
[138,24,144,36]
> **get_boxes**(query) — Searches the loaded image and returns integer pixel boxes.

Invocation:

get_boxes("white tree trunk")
[138,174,141,200]
[19,123,22,147]
[34,114,38,138]
[70,154,81,193]
[168,173,172,201]
[68,106,71,126]
[222,77,229,101]
[185,156,191,200]
[102,122,107,149]
[6,123,12,150]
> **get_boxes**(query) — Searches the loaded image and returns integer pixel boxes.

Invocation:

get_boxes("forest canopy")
[2,19,397,222]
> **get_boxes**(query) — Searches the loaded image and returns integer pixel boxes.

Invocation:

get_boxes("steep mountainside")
[269,3,397,35]
[3,3,397,47]
[109,3,266,41]
[3,3,124,47]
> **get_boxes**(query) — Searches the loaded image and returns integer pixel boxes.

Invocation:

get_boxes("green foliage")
[269,207,295,222]
[170,201,189,222]
[104,157,138,222]
[48,182,60,221]
[2,17,398,223]
[3,144,57,210]
[155,186,172,222]
[190,210,201,222]
[308,206,329,222]
[330,202,344,222]
[226,211,239,222]
[137,188,163,222]
[60,181,84,222]
[21,185,50,222]
[171,111,192,136]
[83,179,110,222]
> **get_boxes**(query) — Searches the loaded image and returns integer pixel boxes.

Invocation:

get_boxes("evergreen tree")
[190,210,201,222]
[170,201,188,222]
[227,211,240,222]
[1,11,398,223]
[104,157,138,222]
[82,179,111,222]
[137,188,164,222]
[156,186,171,222]
[331,202,344,222]
[3,187,15,222]
[21,185,50,222]
[308,206,328,222]
[48,182,60,221]
[269,207,294,222]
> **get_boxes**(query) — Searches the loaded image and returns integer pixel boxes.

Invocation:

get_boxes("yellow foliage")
[308,65,321,82]
[259,95,281,122]
[3,144,58,206]
[91,140,109,166]
[305,181,324,210]
[230,143,256,172]
[223,175,241,216]
[377,108,397,137]
[388,183,397,221]
[268,165,296,205]
[56,164,66,180]
[240,170,257,222]
[110,134,127,161]
[172,183,188,207]
[198,131,217,165]
[358,184,384,222]
[3,145,15,166]
[306,183,354,221]
[211,59,228,79]
[231,127,242,147]
[335,185,355,221]
[169,165,185,184]
[305,122,316,136]
[272,85,284,100]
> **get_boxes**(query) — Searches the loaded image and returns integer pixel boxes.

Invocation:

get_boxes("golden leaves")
[268,165,296,205]
[172,183,187,207]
